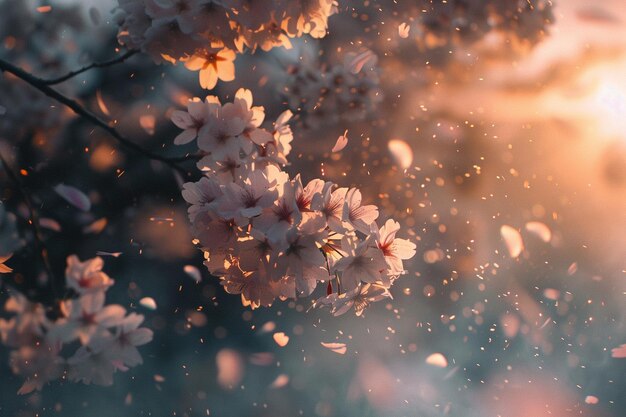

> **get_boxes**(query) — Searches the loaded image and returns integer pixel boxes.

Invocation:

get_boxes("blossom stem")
[0,57,193,177]
[42,49,140,85]
[0,152,59,299]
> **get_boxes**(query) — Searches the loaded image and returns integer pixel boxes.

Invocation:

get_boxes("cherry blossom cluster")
[0,0,89,141]
[279,49,382,127]
[115,0,337,89]
[390,0,554,49]
[0,256,153,394]
[173,88,416,315]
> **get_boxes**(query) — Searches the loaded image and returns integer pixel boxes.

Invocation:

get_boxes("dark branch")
[0,57,192,177]
[43,49,140,85]
[0,152,60,299]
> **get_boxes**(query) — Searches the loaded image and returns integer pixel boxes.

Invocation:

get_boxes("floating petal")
[321,342,347,355]
[388,139,413,170]
[272,332,289,347]
[500,225,524,258]
[54,184,91,212]
[425,353,448,368]
[332,130,348,153]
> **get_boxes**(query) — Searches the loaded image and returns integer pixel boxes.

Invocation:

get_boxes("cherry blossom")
[273,228,330,297]
[65,255,115,294]
[171,97,218,145]
[184,46,236,90]
[115,0,338,88]
[218,166,282,225]
[330,236,388,291]
[88,313,153,368]
[276,43,383,126]
[342,188,379,234]
[10,344,65,394]
[67,346,118,386]
[49,292,126,345]
[373,219,417,277]
[254,179,303,244]
[311,183,348,233]
[181,177,223,221]
[0,256,152,393]
[315,283,392,317]
[173,89,415,313]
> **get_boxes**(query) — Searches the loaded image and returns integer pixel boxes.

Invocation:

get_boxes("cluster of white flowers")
[279,49,383,127]
[173,88,415,314]
[115,0,338,89]
[0,256,153,394]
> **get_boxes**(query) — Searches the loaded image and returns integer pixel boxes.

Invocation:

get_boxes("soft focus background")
[1,0,625,416]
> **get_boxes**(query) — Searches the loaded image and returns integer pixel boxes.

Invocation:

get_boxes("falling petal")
[500,313,520,338]
[567,262,578,275]
[184,265,202,283]
[54,184,91,212]
[83,218,108,234]
[425,353,448,368]
[611,344,626,358]
[216,349,244,388]
[140,115,156,135]
[543,288,560,301]
[584,395,599,405]
[332,130,348,153]
[139,297,157,310]
[398,22,410,38]
[347,50,376,74]
[96,251,123,258]
[525,221,552,242]
[269,374,289,389]
[272,332,289,347]
[96,90,111,116]
[388,139,413,169]
[39,217,61,232]
[17,382,35,395]
[0,254,12,274]
[500,225,524,258]
[259,321,276,334]
[321,342,347,355]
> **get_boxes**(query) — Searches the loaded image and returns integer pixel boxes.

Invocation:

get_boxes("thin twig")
[0,58,192,177]
[43,49,139,85]
[0,152,60,299]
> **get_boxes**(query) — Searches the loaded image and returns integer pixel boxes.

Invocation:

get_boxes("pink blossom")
[65,255,114,294]
[373,219,417,276]
[331,236,388,291]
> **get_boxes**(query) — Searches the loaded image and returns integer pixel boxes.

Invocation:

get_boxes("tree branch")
[43,49,140,85]
[0,152,60,299]
[0,57,192,177]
